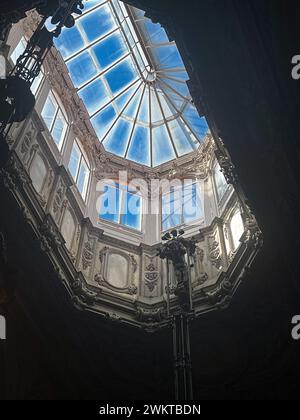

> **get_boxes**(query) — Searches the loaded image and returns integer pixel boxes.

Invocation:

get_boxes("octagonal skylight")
[54,0,209,167]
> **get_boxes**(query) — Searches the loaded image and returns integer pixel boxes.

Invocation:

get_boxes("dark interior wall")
[0,185,174,400]
[1,0,300,400]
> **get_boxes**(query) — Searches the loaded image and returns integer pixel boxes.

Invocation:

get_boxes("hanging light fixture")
[0,1,84,138]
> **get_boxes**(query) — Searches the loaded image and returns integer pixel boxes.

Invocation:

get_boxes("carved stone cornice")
[0,153,30,192]
[39,215,64,253]
[167,135,215,181]
[215,147,239,186]
[204,276,233,309]
[32,42,99,167]
[71,274,99,306]
[135,302,166,324]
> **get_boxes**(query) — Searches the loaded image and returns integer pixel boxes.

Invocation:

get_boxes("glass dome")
[54,0,210,167]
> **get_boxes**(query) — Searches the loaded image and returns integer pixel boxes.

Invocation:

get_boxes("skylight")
[54,0,210,167]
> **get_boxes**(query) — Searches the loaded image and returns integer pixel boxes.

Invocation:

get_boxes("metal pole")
[173,312,193,400]
[157,229,196,401]
[166,258,170,317]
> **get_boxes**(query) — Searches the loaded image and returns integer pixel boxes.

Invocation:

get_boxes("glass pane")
[150,88,164,124]
[150,44,184,70]
[68,143,81,180]
[55,26,84,59]
[105,57,138,95]
[67,51,98,88]
[162,188,182,230]
[152,125,176,166]
[78,78,109,115]
[131,44,147,74]
[122,87,143,119]
[115,84,140,113]
[159,77,189,99]
[91,105,117,140]
[214,163,228,201]
[157,91,175,119]
[82,0,106,11]
[80,4,116,42]
[99,183,120,224]
[156,81,186,111]
[137,88,150,125]
[77,159,89,200]
[168,119,195,156]
[123,17,136,47]
[231,212,244,250]
[92,32,127,70]
[11,38,26,64]
[183,183,203,223]
[138,18,169,45]
[127,125,150,166]
[52,111,66,149]
[111,0,126,18]
[41,96,57,130]
[103,118,132,156]
[31,70,43,95]
[159,70,189,81]
[183,105,209,140]
[121,192,142,230]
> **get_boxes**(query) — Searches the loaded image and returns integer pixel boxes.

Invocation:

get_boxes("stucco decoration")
[95,248,138,296]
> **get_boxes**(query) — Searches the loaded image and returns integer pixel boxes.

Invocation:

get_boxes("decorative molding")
[0,153,29,192]
[208,232,223,271]
[135,303,166,324]
[130,254,138,274]
[52,178,67,222]
[204,277,233,309]
[193,246,209,286]
[215,148,239,186]
[94,247,138,296]
[81,237,94,271]
[39,216,63,253]
[167,135,215,180]
[144,262,159,292]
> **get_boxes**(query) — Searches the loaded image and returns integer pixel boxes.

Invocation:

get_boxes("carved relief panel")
[79,232,97,278]
[50,176,68,225]
[94,246,138,296]
[191,245,209,288]
[60,206,81,263]
[142,255,161,299]
[15,121,54,208]
[16,121,38,168]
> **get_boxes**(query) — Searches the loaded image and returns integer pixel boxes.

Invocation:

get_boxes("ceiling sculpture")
[53,0,209,167]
